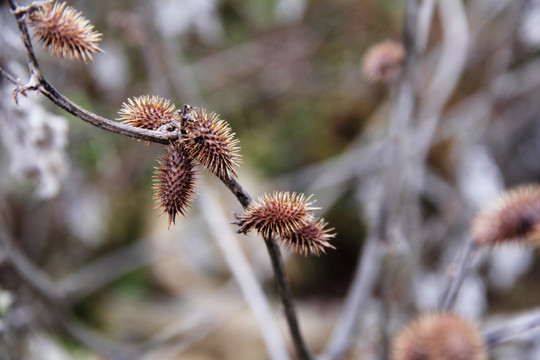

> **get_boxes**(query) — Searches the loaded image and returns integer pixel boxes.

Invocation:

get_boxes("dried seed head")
[472,185,540,247]
[183,108,241,179]
[237,191,317,239]
[28,1,103,63]
[282,218,336,256]
[118,95,177,130]
[391,313,487,360]
[153,143,198,227]
[362,40,405,84]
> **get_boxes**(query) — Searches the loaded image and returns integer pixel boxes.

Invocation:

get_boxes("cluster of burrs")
[117,96,335,256]
[21,0,336,257]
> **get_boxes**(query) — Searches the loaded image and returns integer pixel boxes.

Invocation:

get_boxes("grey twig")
[439,239,476,311]
[57,316,138,360]
[0,66,20,86]
[0,223,66,304]
[320,233,382,360]
[486,310,540,347]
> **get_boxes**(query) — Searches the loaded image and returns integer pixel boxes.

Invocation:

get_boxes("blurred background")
[2,0,540,359]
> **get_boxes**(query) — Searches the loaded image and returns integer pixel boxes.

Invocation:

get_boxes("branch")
[486,310,540,347]
[320,232,382,360]
[199,185,290,360]
[6,1,312,358]
[439,239,476,311]
[0,66,20,86]
[0,221,66,304]
[263,235,313,360]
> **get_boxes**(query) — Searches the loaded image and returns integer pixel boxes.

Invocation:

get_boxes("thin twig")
[0,66,20,85]
[0,222,66,304]
[220,176,252,209]
[485,310,540,347]
[439,240,476,311]
[263,235,313,360]
[414,0,469,159]
[320,233,382,360]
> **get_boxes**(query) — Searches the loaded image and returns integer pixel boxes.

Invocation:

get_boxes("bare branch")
[486,310,540,347]
[439,239,476,311]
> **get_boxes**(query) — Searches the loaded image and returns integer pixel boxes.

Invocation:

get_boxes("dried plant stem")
[220,175,252,208]
[57,317,138,360]
[0,221,66,304]
[0,220,136,359]
[439,239,476,311]
[40,79,180,143]
[6,1,314,358]
[485,312,540,347]
[0,66,20,85]
[263,235,313,360]
[215,176,312,359]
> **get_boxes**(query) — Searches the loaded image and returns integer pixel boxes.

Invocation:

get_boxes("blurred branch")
[139,281,242,358]
[0,220,138,359]
[486,309,540,347]
[0,221,66,304]
[263,235,313,360]
[439,239,476,311]
[57,317,138,360]
[320,232,382,360]
[0,66,20,86]
[321,1,422,359]
[57,241,162,303]
[414,0,469,157]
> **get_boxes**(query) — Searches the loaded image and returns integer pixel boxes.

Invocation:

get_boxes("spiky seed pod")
[237,191,317,239]
[282,218,336,256]
[28,1,103,63]
[362,40,405,84]
[472,185,540,247]
[391,313,487,360]
[183,108,241,179]
[153,143,198,227]
[117,95,177,130]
